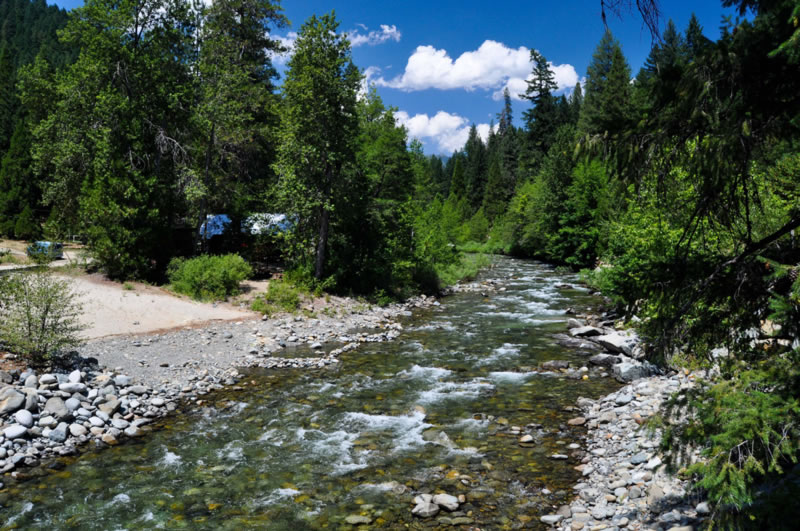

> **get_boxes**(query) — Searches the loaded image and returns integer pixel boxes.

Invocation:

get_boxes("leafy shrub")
[167,253,252,301]
[0,271,85,366]
[435,253,491,288]
[251,278,302,316]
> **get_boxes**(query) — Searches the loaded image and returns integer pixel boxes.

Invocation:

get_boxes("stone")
[3,424,28,439]
[58,382,87,394]
[48,423,68,443]
[411,501,439,518]
[38,415,57,428]
[39,374,57,385]
[24,374,38,388]
[647,484,665,507]
[68,370,82,383]
[593,332,638,356]
[111,419,130,429]
[69,424,87,437]
[114,375,132,387]
[519,434,534,443]
[613,361,655,383]
[630,452,648,465]
[14,409,34,428]
[550,454,569,460]
[89,417,105,427]
[98,398,120,416]
[644,457,662,470]
[65,397,81,411]
[124,426,142,437]
[695,502,710,515]
[101,433,119,445]
[0,388,25,415]
[589,354,621,367]
[128,385,148,395]
[615,392,633,405]
[540,514,564,525]
[151,397,165,407]
[0,370,12,384]
[22,389,38,411]
[310,342,322,349]
[44,397,71,420]
[570,326,605,338]
[567,417,587,426]
[542,360,570,370]
[432,493,459,511]
[344,515,372,525]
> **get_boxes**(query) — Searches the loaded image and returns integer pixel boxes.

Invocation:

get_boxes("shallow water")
[0,257,619,530]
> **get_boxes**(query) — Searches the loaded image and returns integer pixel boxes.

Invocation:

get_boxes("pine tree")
[0,44,16,152]
[521,49,561,171]
[463,125,488,212]
[578,30,632,138]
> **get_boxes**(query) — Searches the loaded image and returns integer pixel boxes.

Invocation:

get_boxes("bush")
[167,253,252,301]
[0,271,85,366]
[251,278,301,316]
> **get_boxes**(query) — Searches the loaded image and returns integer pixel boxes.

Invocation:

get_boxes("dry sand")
[59,274,257,339]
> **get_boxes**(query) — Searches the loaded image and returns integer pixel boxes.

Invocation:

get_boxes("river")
[0,257,619,529]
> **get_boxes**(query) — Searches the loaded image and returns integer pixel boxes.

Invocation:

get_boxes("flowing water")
[0,257,619,530]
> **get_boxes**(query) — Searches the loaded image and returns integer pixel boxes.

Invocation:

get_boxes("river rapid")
[1,257,620,530]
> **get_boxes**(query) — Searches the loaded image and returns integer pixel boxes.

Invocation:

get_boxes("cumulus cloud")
[348,24,401,47]
[272,31,298,64]
[395,110,497,153]
[372,40,578,100]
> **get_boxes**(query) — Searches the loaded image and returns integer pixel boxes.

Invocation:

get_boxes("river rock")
[567,417,586,426]
[24,374,38,388]
[59,382,87,394]
[411,500,439,518]
[593,332,638,356]
[128,385,148,395]
[613,360,656,383]
[68,370,82,383]
[101,432,119,445]
[69,423,87,437]
[45,397,71,420]
[542,360,570,370]
[0,388,25,415]
[65,397,81,411]
[39,374,57,385]
[589,354,620,367]
[89,416,105,427]
[0,370,12,384]
[48,422,68,442]
[570,326,604,338]
[114,375,131,387]
[344,515,372,525]
[3,424,28,439]
[541,514,564,525]
[14,409,34,428]
[111,419,130,429]
[432,493,459,511]
[98,398,120,415]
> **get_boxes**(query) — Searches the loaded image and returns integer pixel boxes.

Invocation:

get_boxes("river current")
[1,257,619,530]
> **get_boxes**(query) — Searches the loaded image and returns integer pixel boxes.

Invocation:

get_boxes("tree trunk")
[315,206,329,279]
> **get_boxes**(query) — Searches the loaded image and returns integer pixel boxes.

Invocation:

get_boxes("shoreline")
[541,314,707,530]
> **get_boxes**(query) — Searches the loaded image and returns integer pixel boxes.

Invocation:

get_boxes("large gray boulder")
[0,387,25,415]
[613,359,657,382]
[593,331,638,356]
[44,397,72,420]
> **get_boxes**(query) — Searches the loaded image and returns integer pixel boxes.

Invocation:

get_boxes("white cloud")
[373,40,578,100]
[272,31,297,64]
[395,110,497,154]
[348,24,401,47]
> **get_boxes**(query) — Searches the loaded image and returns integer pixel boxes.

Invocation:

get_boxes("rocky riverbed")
[0,292,442,482]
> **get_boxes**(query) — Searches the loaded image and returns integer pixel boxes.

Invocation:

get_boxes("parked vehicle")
[26,241,64,260]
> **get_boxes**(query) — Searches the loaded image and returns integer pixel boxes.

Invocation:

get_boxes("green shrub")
[167,253,252,301]
[0,271,85,366]
[435,253,491,288]
[251,278,301,316]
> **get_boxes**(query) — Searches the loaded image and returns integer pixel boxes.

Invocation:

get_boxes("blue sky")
[51,0,739,154]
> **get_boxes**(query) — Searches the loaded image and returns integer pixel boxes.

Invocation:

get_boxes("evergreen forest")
[1,0,799,524]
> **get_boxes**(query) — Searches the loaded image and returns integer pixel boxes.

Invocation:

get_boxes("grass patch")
[251,278,303,316]
[436,252,492,288]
